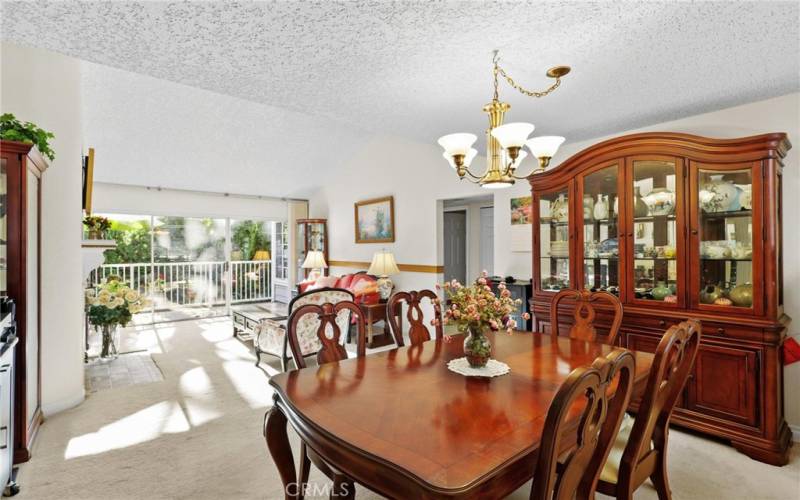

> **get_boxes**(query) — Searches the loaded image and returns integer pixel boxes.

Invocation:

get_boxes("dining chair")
[532,348,636,500]
[286,298,367,500]
[386,289,443,347]
[549,288,623,344]
[596,319,701,500]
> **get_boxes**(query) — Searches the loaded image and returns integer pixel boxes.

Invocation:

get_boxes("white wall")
[1,43,85,415]
[309,92,800,429]
[92,182,289,220]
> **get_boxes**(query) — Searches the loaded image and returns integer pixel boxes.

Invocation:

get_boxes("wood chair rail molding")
[386,289,443,347]
[533,349,636,500]
[549,289,623,344]
[329,260,444,274]
[529,132,790,191]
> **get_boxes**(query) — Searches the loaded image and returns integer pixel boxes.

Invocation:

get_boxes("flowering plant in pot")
[438,271,530,368]
[83,215,111,239]
[85,275,150,359]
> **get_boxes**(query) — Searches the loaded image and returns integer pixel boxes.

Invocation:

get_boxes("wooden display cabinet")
[0,141,47,463]
[529,132,792,465]
[295,219,328,280]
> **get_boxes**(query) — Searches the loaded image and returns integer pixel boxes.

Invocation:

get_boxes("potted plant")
[85,275,150,359]
[439,271,529,367]
[84,215,111,239]
[0,113,56,160]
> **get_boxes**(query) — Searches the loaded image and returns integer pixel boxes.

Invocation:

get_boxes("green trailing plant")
[0,113,56,161]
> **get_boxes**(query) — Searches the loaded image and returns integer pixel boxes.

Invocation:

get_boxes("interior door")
[479,207,494,276]
[443,210,467,285]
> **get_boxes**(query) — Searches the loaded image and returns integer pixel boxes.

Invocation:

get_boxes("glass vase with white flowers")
[85,275,150,359]
[438,271,530,367]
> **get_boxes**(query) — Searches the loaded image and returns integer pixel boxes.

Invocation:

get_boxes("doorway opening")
[441,195,494,284]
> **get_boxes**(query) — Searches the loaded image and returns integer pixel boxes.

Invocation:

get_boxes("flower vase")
[99,324,120,360]
[463,328,491,368]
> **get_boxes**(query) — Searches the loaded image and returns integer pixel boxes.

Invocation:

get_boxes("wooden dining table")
[265,331,654,499]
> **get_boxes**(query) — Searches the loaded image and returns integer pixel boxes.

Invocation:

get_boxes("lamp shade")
[253,250,271,261]
[367,251,400,277]
[437,133,478,156]
[301,250,328,269]
[526,136,565,159]
[443,148,478,169]
[491,122,535,149]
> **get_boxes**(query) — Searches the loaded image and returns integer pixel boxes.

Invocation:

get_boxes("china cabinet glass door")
[0,158,6,295]
[626,157,685,306]
[535,186,572,292]
[690,162,761,313]
[579,163,622,295]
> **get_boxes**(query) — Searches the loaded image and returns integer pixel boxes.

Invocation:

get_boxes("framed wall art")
[355,196,395,243]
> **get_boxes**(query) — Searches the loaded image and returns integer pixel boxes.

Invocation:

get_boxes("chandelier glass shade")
[437,51,570,188]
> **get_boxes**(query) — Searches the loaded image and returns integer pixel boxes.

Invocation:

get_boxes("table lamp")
[368,250,400,299]
[301,250,327,281]
[253,249,271,261]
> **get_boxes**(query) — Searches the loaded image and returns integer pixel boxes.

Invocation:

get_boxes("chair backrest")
[386,289,443,347]
[287,300,366,369]
[618,319,701,484]
[549,289,623,344]
[287,287,356,360]
[532,349,636,500]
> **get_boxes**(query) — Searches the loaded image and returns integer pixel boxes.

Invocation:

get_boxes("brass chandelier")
[437,51,570,189]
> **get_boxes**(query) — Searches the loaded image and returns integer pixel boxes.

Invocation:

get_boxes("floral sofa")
[297,271,380,305]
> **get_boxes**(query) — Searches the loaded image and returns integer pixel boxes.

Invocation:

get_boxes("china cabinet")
[530,132,791,465]
[0,141,47,464]
[295,219,328,279]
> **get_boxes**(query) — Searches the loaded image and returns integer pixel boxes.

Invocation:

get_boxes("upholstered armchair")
[254,287,355,371]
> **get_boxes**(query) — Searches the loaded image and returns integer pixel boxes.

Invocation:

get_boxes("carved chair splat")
[549,289,623,344]
[597,319,701,500]
[532,349,636,500]
[387,289,443,347]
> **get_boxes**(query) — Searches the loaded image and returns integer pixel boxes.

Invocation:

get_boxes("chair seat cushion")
[599,412,635,484]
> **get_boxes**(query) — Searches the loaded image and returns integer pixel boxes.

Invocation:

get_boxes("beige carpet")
[16,317,800,499]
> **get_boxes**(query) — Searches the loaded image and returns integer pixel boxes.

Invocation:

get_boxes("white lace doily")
[447,357,510,378]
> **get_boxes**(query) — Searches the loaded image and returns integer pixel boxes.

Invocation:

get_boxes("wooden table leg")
[264,403,297,500]
[367,307,374,347]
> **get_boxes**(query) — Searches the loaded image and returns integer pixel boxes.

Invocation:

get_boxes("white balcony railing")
[89,260,272,310]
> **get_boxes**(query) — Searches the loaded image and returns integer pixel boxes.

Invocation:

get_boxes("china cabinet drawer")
[701,321,763,342]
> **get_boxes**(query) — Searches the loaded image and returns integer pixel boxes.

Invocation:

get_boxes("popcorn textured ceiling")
[1,1,798,196]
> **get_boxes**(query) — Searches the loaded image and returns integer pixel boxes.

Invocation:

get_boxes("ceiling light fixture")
[437,50,570,189]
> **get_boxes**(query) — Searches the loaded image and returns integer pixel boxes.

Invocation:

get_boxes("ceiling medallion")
[437,50,570,189]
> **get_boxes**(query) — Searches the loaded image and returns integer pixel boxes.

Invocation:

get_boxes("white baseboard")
[41,389,85,417]
[790,424,800,443]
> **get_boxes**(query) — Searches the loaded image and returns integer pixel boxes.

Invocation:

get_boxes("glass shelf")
[633,214,677,223]
[701,209,752,220]
[700,258,753,262]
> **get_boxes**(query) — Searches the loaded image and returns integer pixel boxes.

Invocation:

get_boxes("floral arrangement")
[83,215,111,238]
[438,272,530,335]
[85,275,150,328]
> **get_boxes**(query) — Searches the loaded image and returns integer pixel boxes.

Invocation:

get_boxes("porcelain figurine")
[551,194,569,222]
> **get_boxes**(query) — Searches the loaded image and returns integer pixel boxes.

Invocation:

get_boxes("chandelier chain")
[496,64,562,98]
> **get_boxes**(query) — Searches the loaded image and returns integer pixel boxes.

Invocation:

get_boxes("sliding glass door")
[91,213,276,324]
